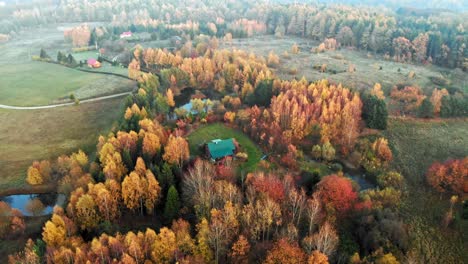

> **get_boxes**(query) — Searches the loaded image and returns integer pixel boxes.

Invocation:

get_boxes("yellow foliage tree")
[145,170,161,214]
[75,194,100,230]
[122,172,144,214]
[151,227,177,264]
[163,135,190,168]
[166,89,176,107]
[371,83,385,99]
[42,214,67,247]
[142,132,161,159]
[26,167,43,185]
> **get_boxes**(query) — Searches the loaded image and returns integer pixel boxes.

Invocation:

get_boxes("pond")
[345,174,375,191]
[0,193,66,216]
[174,87,195,106]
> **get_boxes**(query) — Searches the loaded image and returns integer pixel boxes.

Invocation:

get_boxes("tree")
[142,132,161,160]
[26,167,43,185]
[371,83,385,100]
[390,86,425,115]
[151,227,177,264]
[337,26,354,46]
[362,95,388,130]
[305,197,322,235]
[183,159,215,219]
[246,80,273,107]
[75,194,100,230]
[171,219,195,256]
[42,214,67,247]
[229,235,250,264]
[196,218,214,263]
[377,171,403,189]
[412,33,429,63]
[392,37,412,62]
[166,89,175,108]
[122,172,145,214]
[145,170,161,214]
[267,51,280,67]
[307,250,329,264]
[310,222,339,257]
[25,198,45,216]
[163,135,190,168]
[316,175,358,215]
[440,94,468,118]
[372,138,393,163]
[430,88,449,115]
[375,253,399,264]
[164,186,180,223]
[312,145,322,160]
[264,239,307,264]
[321,142,335,162]
[224,111,236,123]
[426,158,467,195]
[418,98,434,118]
[40,48,50,59]
[291,44,300,54]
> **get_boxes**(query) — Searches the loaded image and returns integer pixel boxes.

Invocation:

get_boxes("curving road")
[0,92,132,110]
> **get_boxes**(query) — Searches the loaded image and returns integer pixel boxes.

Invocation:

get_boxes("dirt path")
[0,92,132,110]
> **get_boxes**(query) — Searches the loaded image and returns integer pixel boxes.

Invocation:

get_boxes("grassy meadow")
[0,62,134,106]
[383,118,468,262]
[221,36,468,94]
[0,24,136,191]
[187,123,263,172]
[0,98,125,190]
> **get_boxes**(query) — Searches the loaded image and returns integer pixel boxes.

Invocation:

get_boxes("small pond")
[180,99,213,114]
[345,174,375,191]
[0,193,66,216]
[174,87,195,106]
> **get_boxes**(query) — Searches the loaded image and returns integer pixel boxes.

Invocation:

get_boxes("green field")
[383,118,468,262]
[221,36,468,94]
[0,98,125,190]
[71,51,100,61]
[0,62,134,106]
[187,123,263,172]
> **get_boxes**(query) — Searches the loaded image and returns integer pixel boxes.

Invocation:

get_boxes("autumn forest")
[0,0,467,264]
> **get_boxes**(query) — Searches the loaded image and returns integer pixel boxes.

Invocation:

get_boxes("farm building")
[120,31,132,38]
[206,138,237,161]
[87,58,101,68]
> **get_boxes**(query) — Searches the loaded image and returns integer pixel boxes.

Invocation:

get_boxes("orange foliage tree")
[264,239,307,264]
[430,88,449,115]
[390,86,425,115]
[426,157,468,195]
[316,175,358,215]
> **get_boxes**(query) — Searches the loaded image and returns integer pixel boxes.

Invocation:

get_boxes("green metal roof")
[207,138,235,159]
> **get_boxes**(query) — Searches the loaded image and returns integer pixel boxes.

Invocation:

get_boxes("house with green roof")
[206,138,237,161]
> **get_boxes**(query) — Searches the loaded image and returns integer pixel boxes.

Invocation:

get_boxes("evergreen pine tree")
[418,98,434,118]
[40,48,49,59]
[164,185,180,223]
[362,95,388,129]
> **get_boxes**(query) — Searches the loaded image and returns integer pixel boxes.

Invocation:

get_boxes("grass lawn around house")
[0,62,134,106]
[0,97,125,191]
[187,123,263,172]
